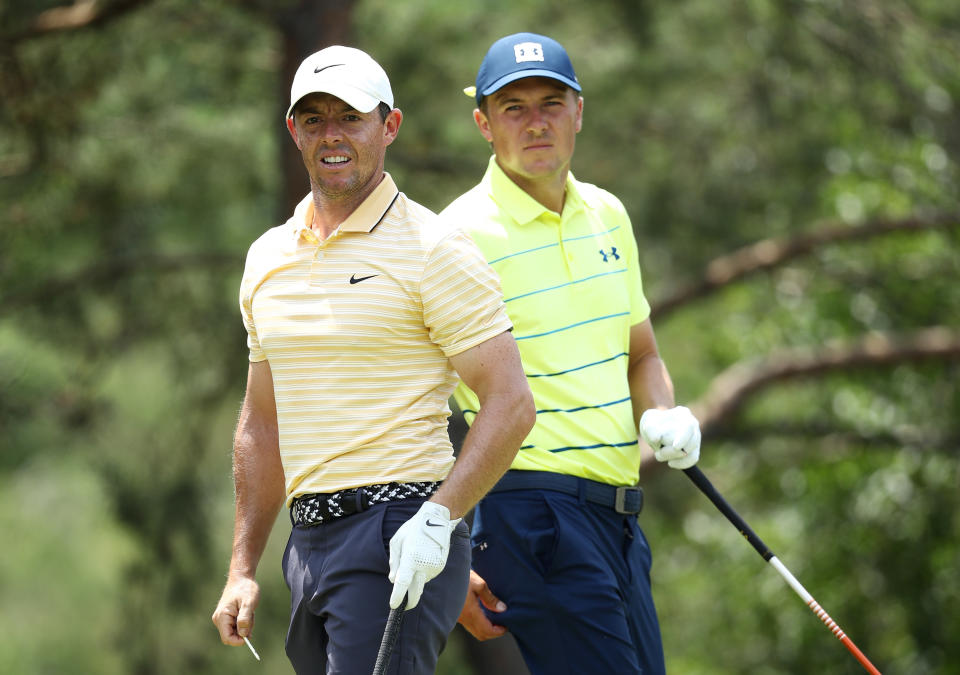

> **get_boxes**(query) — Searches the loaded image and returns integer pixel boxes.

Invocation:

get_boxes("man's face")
[475,77,583,185]
[288,93,400,201]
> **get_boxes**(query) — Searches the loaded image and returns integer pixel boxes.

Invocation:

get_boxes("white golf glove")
[639,405,702,469]
[388,501,460,610]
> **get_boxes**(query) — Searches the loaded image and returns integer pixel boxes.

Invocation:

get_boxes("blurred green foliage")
[1,0,958,673]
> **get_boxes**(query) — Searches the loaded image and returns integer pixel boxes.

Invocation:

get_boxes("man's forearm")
[439,331,535,519]
[628,353,676,425]
[433,390,534,519]
[228,421,286,578]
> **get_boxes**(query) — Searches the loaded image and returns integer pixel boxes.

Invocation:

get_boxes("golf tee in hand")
[640,405,702,469]
[388,501,460,610]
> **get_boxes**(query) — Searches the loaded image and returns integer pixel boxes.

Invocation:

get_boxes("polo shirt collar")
[290,172,400,241]
[484,156,584,225]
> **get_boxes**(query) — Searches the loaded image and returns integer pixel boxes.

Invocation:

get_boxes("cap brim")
[286,83,381,118]
[480,69,581,98]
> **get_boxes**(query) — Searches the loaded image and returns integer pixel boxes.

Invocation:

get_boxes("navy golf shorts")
[282,498,470,675]
[471,487,666,675]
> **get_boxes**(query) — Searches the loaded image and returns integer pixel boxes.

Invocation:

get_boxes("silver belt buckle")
[614,485,642,514]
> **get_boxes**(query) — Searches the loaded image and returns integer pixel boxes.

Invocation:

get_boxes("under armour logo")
[599,247,620,262]
[514,42,544,63]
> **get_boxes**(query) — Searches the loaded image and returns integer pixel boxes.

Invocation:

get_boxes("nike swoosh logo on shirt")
[425,519,444,527]
[349,274,378,284]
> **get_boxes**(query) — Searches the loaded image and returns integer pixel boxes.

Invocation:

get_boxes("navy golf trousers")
[282,498,470,675]
[471,487,666,675]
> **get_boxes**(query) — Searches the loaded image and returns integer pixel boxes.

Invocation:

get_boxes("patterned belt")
[289,481,441,527]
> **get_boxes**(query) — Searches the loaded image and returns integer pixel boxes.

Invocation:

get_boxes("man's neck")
[499,163,568,214]
[308,173,383,240]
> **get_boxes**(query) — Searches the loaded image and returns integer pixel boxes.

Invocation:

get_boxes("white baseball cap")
[286,45,394,118]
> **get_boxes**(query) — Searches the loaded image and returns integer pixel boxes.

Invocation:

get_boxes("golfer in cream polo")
[211,45,534,675]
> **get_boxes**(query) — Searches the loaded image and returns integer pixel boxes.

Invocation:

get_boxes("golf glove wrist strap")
[290,481,441,527]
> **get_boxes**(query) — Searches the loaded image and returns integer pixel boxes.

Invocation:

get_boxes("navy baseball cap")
[466,33,581,106]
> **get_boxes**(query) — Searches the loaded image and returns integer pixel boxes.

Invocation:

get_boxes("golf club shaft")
[682,466,882,675]
[372,595,406,675]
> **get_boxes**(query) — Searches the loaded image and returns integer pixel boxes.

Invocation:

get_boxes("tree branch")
[706,421,955,452]
[651,214,960,320]
[639,326,960,481]
[11,0,152,42]
[692,327,960,433]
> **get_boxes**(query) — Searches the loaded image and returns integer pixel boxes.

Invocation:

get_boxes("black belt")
[488,470,643,515]
[290,481,440,527]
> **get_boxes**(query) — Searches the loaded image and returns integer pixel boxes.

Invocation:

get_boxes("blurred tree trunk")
[272,0,356,218]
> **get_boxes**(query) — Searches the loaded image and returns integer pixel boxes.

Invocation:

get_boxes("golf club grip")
[372,597,406,675]
[683,466,774,561]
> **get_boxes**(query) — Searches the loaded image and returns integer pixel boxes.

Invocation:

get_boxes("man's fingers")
[405,572,426,610]
[670,424,694,451]
[459,596,507,641]
[654,445,680,462]
[389,583,406,609]
[212,605,244,646]
[476,584,507,612]
[388,542,401,582]
[236,603,255,638]
[390,565,413,609]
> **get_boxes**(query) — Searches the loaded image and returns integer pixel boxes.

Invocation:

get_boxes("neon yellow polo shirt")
[443,157,650,487]
[241,173,512,504]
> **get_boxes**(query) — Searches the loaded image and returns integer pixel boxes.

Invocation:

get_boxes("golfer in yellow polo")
[443,32,702,675]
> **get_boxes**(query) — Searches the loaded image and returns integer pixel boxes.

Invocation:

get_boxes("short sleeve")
[239,252,267,363]
[614,207,651,325]
[420,228,513,357]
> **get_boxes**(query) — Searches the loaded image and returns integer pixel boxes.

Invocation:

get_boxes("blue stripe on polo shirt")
[461,395,630,419]
[515,312,630,340]
[517,440,639,453]
[526,352,628,378]
[536,396,631,415]
[488,225,622,265]
[504,268,627,303]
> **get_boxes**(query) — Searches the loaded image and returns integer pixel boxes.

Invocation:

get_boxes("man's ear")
[286,117,300,149]
[383,108,403,146]
[473,108,494,143]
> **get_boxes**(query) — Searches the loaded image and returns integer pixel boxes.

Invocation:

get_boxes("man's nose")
[527,109,547,135]
[316,119,343,141]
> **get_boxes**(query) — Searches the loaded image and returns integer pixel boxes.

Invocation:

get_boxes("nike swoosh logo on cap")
[314,63,345,74]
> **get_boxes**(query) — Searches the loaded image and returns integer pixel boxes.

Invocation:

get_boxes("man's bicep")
[242,360,278,428]
[449,331,526,401]
[628,319,660,366]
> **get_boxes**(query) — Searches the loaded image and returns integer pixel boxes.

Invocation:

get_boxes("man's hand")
[212,575,261,646]
[388,501,461,610]
[639,405,701,469]
[458,570,508,640]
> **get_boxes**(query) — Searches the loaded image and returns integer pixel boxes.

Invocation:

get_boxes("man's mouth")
[321,155,350,165]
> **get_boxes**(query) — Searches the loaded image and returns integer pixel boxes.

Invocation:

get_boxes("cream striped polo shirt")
[240,174,512,504]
